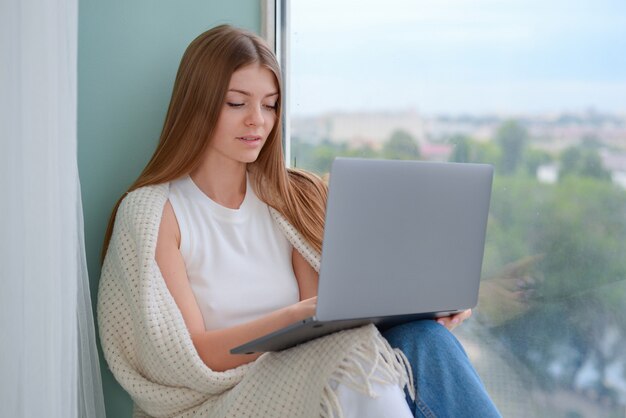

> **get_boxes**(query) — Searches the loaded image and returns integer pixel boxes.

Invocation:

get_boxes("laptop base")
[230,310,460,354]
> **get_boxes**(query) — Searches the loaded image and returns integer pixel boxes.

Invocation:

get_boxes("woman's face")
[207,63,279,166]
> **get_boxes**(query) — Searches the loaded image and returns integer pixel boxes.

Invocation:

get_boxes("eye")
[263,103,278,111]
[226,102,244,108]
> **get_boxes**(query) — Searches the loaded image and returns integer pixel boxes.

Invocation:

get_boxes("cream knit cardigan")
[98,183,412,418]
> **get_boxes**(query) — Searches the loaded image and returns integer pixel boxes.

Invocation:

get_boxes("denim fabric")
[382,320,502,418]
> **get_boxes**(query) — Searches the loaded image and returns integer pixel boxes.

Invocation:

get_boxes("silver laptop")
[231,157,493,354]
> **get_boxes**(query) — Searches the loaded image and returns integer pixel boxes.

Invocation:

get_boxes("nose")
[245,104,264,127]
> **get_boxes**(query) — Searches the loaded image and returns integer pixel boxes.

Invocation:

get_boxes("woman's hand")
[290,296,317,322]
[436,309,472,331]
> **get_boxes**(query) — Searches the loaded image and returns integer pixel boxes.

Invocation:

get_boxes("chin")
[239,153,262,164]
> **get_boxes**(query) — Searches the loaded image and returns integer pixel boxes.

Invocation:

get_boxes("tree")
[560,147,582,178]
[524,148,553,176]
[290,136,315,170]
[495,120,528,175]
[346,144,380,159]
[382,129,420,160]
[483,175,626,405]
[580,134,602,150]
[473,141,501,166]
[449,134,471,163]
[579,150,611,180]
[310,141,340,174]
[559,146,611,181]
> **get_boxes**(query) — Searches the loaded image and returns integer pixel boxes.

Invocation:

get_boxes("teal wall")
[77,1,261,416]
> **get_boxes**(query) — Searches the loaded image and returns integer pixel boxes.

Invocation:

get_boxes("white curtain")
[0,0,106,417]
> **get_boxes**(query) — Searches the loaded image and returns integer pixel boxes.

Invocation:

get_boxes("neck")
[190,153,247,209]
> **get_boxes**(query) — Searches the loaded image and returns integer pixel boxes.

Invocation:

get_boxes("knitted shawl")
[97,183,412,418]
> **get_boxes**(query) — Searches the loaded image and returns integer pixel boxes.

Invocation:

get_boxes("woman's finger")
[436,309,472,330]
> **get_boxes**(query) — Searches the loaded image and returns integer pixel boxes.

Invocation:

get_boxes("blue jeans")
[381,320,502,418]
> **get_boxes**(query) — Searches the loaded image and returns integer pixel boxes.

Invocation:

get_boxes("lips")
[237,135,261,142]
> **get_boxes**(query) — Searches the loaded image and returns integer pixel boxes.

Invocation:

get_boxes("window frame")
[262,0,292,167]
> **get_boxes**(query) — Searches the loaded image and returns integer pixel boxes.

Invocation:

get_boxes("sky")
[289,0,626,116]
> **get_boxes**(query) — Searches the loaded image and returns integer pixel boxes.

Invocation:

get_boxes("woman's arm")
[292,248,319,300]
[156,200,316,372]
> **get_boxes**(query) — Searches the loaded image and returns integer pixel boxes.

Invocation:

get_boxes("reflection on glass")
[289,0,626,416]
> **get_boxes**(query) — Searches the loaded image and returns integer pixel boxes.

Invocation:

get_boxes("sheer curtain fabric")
[0,0,106,417]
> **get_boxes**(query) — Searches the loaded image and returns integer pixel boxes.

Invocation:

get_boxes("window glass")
[288,0,626,415]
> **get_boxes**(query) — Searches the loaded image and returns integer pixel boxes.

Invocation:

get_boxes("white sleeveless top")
[168,175,300,331]
[168,175,413,418]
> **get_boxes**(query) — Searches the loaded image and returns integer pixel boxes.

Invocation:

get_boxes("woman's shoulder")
[121,183,169,208]
[116,183,170,231]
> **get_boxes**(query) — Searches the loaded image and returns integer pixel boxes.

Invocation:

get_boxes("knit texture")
[98,183,411,418]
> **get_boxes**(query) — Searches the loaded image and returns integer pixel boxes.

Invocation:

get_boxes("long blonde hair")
[101,25,327,262]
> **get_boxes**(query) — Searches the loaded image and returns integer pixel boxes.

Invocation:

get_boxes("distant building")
[600,149,626,189]
[613,172,626,189]
[537,164,559,184]
[425,117,498,143]
[292,110,426,145]
[292,111,626,178]
[420,142,453,161]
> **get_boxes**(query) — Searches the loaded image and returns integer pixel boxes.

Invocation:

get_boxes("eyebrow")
[227,89,279,98]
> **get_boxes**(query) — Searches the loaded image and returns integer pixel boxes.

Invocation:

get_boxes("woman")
[98,25,501,418]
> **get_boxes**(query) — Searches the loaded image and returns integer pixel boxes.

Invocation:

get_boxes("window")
[273,0,626,415]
